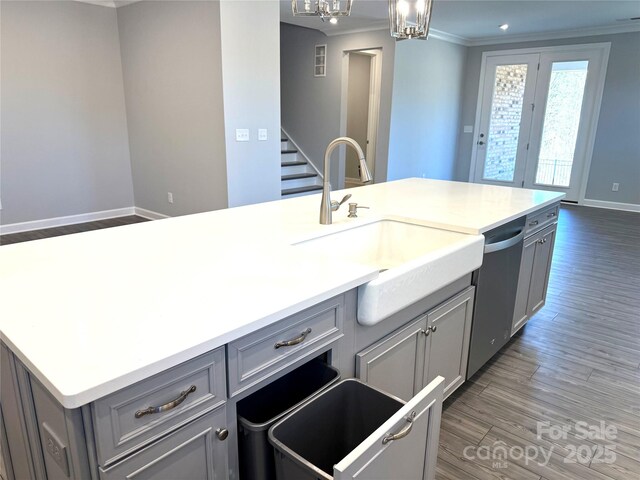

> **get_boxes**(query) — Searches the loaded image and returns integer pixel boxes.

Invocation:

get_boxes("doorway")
[342,49,382,188]
[470,44,610,202]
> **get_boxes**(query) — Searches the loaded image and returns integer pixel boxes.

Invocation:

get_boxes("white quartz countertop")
[0,179,563,408]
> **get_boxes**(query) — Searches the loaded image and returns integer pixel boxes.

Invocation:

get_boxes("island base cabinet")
[99,405,228,480]
[512,223,557,335]
[424,288,474,398]
[356,287,474,402]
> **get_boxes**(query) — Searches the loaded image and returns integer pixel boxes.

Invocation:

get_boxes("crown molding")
[427,28,471,46]
[73,0,116,7]
[323,22,389,37]
[466,22,640,47]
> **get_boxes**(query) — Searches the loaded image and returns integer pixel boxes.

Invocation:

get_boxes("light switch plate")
[235,129,250,142]
[258,129,268,141]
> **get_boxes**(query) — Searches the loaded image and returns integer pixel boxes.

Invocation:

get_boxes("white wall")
[0,0,134,225]
[219,0,281,207]
[280,25,396,187]
[117,0,229,216]
[387,37,467,181]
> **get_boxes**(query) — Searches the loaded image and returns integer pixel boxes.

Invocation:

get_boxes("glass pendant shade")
[389,0,433,39]
[292,0,353,19]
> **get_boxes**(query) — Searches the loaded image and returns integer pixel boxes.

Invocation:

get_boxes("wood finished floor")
[438,204,640,480]
[0,216,149,245]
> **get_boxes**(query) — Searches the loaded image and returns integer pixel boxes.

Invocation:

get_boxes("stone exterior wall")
[483,64,528,181]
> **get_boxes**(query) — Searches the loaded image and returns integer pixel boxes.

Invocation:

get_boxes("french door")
[471,44,610,202]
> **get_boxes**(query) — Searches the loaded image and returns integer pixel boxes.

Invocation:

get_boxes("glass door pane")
[535,61,588,187]
[483,64,529,182]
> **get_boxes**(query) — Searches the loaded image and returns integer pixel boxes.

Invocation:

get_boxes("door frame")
[339,48,383,188]
[468,42,611,204]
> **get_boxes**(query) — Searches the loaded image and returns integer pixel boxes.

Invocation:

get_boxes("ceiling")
[281,0,640,44]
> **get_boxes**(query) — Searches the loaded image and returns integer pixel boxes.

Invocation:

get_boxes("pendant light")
[292,0,353,21]
[389,0,434,40]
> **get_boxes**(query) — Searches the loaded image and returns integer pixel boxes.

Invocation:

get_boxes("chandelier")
[389,0,434,40]
[291,0,353,20]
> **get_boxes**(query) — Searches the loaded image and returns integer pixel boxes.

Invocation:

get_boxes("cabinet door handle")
[135,385,196,418]
[382,411,416,444]
[274,328,312,349]
[216,428,229,441]
[430,325,437,333]
[529,220,539,226]
[421,328,430,337]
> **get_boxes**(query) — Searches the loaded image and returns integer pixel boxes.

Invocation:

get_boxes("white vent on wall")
[314,44,327,77]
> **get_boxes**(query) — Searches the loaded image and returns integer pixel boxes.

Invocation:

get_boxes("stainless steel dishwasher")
[467,216,526,378]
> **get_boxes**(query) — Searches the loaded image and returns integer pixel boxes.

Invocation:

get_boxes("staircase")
[280,133,322,198]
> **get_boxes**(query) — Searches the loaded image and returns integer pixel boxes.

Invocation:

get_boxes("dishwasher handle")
[483,228,525,254]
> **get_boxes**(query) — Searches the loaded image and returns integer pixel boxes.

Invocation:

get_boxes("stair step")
[282,185,323,196]
[281,149,298,154]
[281,161,307,167]
[282,173,318,181]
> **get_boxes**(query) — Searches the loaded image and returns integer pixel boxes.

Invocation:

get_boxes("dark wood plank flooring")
[0,216,149,245]
[438,204,640,480]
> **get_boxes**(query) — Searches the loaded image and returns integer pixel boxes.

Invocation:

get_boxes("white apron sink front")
[293,219,484,326]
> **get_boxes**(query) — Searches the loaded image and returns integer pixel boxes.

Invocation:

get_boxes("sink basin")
[293,219,484,325]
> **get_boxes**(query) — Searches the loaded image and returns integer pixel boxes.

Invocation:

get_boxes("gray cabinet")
[356,316,428,402]
[423,288,474,398]
[357,287,474,401]
[512,222,557,335]
[99,405,228,480]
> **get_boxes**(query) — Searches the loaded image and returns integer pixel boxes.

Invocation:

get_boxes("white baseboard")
[0,207,136,235]
[582,199,640,213]
[134,207,169,220]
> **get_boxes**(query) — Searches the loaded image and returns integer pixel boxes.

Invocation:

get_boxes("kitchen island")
[0,178,564,480]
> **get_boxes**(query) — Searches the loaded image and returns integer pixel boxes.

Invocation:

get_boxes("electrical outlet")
[43,423,69,476]
[258,128,268,141]
[167,192,174,204]
[612,183,620,192]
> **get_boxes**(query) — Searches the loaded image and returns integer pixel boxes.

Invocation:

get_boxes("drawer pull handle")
[529,220,539,226]
[382,411,416,444]
[274,328,312,349]
[547,212,556,218]
[135,385,196,418]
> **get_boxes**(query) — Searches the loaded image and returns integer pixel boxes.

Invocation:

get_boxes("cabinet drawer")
[92,348,226,466]
[99,404,228,480]
[228,295,344,397]
[524,203,559,237]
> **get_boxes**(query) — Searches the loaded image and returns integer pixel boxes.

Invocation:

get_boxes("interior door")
[333,377,444,480]
[523,48,609,201]
[472,54,540,187]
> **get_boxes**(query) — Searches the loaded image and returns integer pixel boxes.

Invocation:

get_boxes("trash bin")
[268,378,405,480]
[237,358,340,480]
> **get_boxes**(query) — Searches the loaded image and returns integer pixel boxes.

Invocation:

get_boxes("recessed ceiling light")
[499,24,509,31]
[329,18,338,25]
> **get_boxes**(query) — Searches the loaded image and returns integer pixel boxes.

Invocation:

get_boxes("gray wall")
[387,37,467,181]
[346,53,371,179]
[219,0,281,207]
[0,0,134,225]
[280,25,396,187]
[117,0,228,216]
[457,32,640,205]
